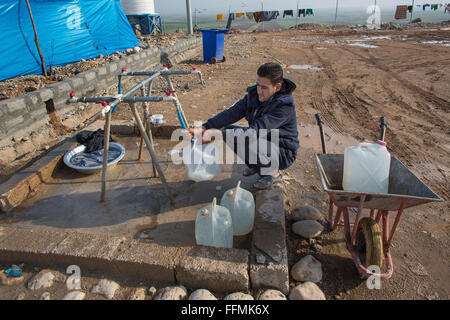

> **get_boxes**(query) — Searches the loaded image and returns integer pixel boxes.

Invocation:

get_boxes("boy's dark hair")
[257,62,283,85]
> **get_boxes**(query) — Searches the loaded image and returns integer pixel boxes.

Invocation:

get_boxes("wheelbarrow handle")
[380,116,387,142]
[315,113,327,154]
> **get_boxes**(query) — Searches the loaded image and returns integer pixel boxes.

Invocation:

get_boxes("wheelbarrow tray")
[315,154,443,211]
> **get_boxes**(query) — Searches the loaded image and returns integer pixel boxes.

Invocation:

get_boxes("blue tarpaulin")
[0,0,139,81]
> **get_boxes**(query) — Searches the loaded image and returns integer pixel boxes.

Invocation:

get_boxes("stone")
[292,220,324,238]
[0,271,24,286]
[63,291,86,300]
[257,289,287,300]
[148,286,157,298]
[40,292,51,300]
[289,282,326,300]
[291,255,323,283]
[16,292,26,300]
[28,271,56,290]
[91,279,120,299]
[129,288,146,300]
[291,205,323,221]
[153,285,188,300]
[223,292,254,300]
[188,289,217,300]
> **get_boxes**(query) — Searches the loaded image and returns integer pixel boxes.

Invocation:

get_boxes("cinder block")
[112,240,179,285]
[6,97,26,113]
[249,186,289,295]
[97,66,107,77]
[83,70,96,83]
[0,228,67,265]
[24,93,39,108]
[68,77,85,90]
[51,233,125,270]
[29,107,46,121]
[176,246,250,293]
[250,259,289,295]
[107,62,118,74]
[5,115,24,132]
[37,88,54,102]
[0,226,15,244]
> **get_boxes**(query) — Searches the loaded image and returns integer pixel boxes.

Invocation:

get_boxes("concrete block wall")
[0,37,202,151]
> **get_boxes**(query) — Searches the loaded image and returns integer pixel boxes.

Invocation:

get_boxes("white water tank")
[120,0,155,15]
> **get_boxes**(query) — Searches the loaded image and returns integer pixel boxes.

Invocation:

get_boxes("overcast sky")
[155,0,424,15]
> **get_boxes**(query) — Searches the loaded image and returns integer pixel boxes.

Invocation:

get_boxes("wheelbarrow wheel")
[354,217,383,277]
[210,57,217,64]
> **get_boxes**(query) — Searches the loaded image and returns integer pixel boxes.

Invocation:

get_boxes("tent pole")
[334,0,339,27]
[25,0,47,77]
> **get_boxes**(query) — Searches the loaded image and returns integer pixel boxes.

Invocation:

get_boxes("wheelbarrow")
[314,114,443,279]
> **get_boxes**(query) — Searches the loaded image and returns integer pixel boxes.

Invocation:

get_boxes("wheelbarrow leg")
[332,207,343,230]
[375,210,382,224]
[351,194,366,245]
[388,199,407,249]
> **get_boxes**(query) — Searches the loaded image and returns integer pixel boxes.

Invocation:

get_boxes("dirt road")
[113,25,449,299]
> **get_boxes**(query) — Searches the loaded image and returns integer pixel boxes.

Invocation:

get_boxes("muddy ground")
[0,23,449,300]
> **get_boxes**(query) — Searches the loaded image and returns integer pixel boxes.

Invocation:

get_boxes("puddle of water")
[348,43,379,48]
[288,65,323,71]
[420,40,450,47]
[363,36,392,40]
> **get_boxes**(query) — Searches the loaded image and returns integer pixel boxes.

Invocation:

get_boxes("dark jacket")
[203,78,300,167]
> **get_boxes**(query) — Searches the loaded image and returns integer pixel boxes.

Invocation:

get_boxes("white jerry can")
[220,181,255,236]
[343,140,391,194]
[195,197,233,248]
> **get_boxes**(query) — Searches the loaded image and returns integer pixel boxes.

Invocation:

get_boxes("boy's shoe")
[252,174,283,190]
[243,166,258,177]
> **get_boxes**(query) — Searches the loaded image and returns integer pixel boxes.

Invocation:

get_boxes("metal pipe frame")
[66,71,182,204]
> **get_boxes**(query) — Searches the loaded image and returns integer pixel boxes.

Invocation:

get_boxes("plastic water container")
[220,181,255,236]
[195,198,233,248]
[150,114,163,125]
[182,141,221,182]
[343,140,391,194]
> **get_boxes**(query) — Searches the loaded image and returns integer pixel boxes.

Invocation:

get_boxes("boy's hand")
[184,126,212,144]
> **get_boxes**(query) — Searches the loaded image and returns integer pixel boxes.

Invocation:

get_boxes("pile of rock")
[289,205,327,300]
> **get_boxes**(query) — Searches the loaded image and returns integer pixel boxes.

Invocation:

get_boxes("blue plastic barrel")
[200,29,228,63]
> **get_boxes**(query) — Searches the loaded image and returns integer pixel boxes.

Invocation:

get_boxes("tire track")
[340,46,450,112]
[311,78,344,134]
[310,46,377,137]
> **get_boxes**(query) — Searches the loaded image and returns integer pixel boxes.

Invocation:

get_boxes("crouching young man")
[187,62,299,190]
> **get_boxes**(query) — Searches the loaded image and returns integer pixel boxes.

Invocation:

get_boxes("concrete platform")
[0,123,289,293]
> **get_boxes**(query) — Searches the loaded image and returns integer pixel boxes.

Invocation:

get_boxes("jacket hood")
[247,78,296,97]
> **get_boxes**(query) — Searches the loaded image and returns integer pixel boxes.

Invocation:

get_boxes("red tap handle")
[95,101,108,107]
[121,67,127,73]
[165,90,176,96]
[192,66,197,71]
[70,91,75,98]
